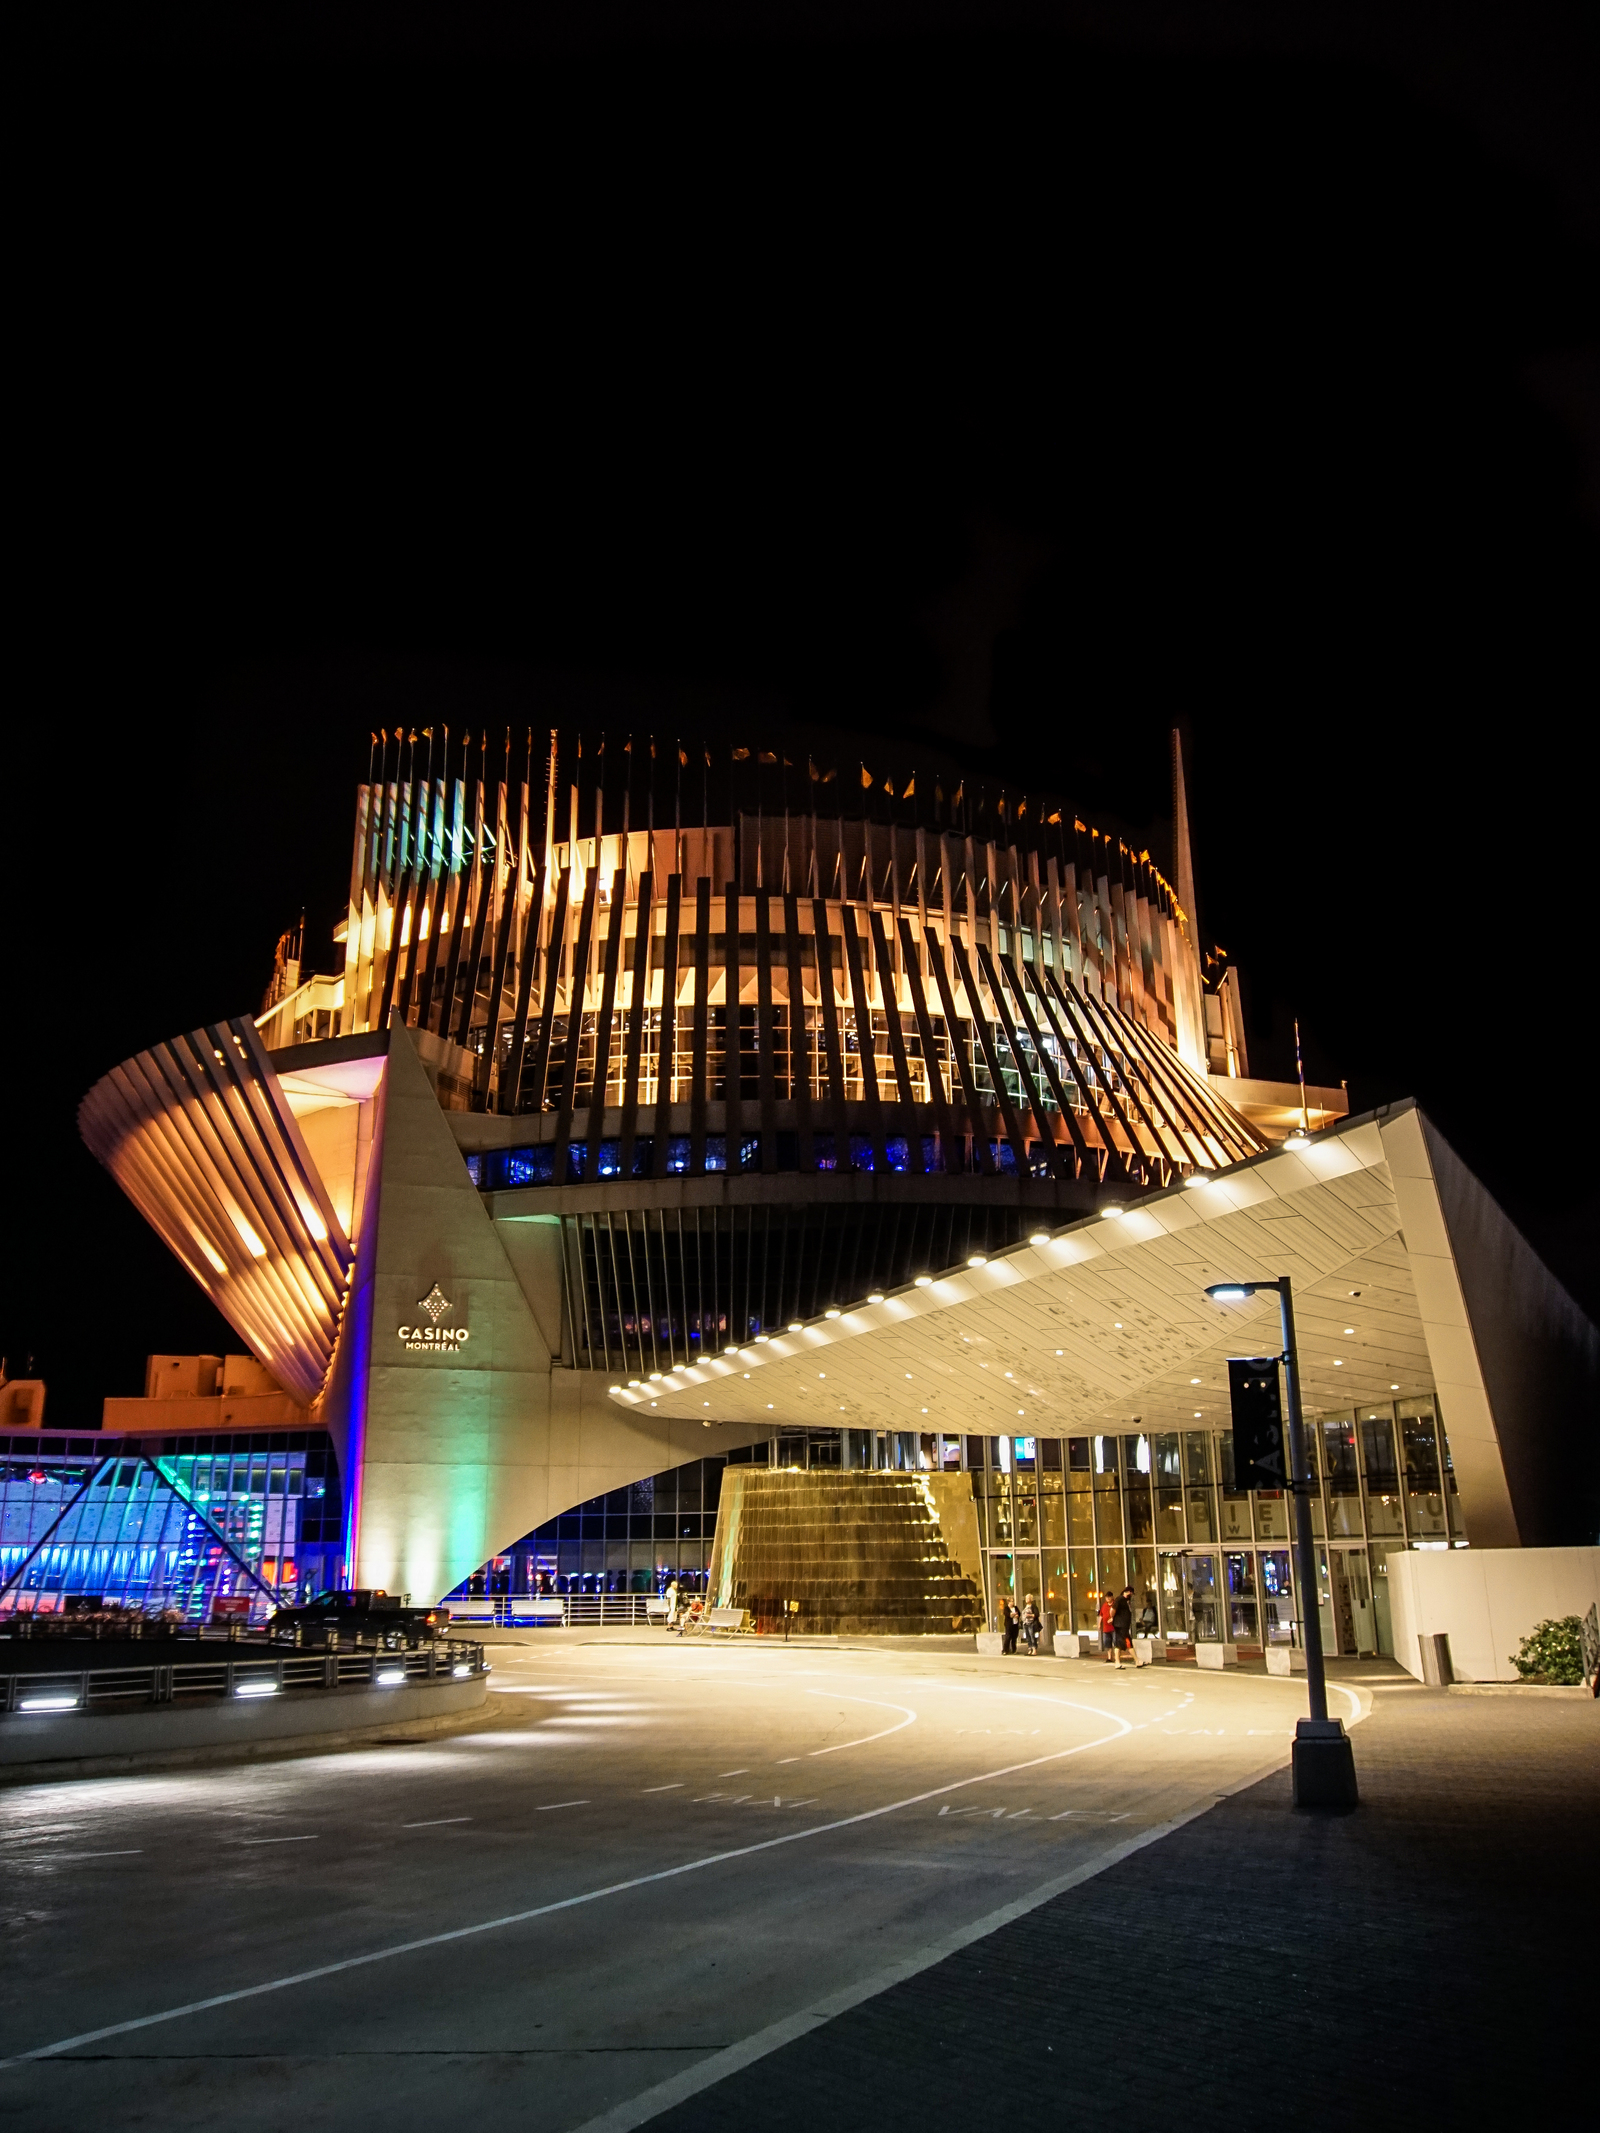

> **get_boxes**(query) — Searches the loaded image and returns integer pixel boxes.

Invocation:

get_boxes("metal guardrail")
[1,1641,489,1716]
[443,1594,667,1628]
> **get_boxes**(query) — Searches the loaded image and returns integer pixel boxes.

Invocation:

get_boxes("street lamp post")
[1206,1273,1359,1811]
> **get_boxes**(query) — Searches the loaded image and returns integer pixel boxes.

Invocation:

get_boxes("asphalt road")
[0,1638,1368,2131]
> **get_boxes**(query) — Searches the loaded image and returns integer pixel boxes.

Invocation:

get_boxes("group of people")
[994,1585,1160,1664]
[1097,1585,1159,1666]
[997,1594,1043,1654]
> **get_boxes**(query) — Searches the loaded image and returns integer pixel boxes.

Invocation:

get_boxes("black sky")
[9,5,1598,1424]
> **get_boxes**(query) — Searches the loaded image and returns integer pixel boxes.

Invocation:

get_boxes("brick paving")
[652,1688,1600,2130]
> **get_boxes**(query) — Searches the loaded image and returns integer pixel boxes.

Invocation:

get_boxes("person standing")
[1112,1585,1134,1670]
[1098,1589,1115,1661]
[1021,1594,1041,1656]
[1002,1597,1020,1655]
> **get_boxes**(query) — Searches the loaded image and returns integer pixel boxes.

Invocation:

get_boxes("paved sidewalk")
[651,1685,1599,2130]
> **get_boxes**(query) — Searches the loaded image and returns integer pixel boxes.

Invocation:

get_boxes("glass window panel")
[1220,1490,1253,1544]
[1125,1470,1154,1544]
[1183,1431,1212,1485]
[1155,1488,1185,1544]
[1401,1412,1447,1538]
[1360,1413,1405,1536]
[1067,1488,1093,1547]
[1069,1552,1098,1631]
[1252,1490,1289,1541]
[1040,1490,1065,1547]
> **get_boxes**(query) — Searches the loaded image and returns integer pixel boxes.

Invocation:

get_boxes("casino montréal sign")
[397,1282,471,1354]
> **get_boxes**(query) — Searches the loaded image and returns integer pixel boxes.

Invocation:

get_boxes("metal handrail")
[2,1642,488,1716]
[442,1593,669,1628]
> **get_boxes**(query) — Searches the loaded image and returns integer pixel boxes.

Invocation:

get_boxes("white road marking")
[30,1851,144,1861]
[0,1704,1134,2071]
[641,1785,683,1793]
[534,1801,589,1813]
[718,1770,749,1777]
[403,1818,472,1828]
[235,1836,318,1846]
[804,1691,916,1756]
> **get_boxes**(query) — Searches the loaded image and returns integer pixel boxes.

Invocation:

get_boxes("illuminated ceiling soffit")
[625,1122,1434,1434]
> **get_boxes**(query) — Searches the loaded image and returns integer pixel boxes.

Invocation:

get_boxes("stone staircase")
[707,1470,984,1635]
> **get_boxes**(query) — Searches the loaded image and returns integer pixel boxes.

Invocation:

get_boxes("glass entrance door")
[1260,1549,1296,1644]
[1224,1551,1259,1646]
[1331,1547,1376,1655]
[1185,1552,1222,1641]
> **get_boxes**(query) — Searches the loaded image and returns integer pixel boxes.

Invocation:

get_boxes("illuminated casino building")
[54,727,1596,1650]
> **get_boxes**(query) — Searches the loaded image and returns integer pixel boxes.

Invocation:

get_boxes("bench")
[705,1606,752,1636]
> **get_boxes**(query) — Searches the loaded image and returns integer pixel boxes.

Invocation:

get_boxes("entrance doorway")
[1329,1546,1377,1655]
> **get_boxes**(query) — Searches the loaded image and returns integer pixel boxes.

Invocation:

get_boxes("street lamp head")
[1206,1283,1257,1302]
[1283,1129,1311,1152]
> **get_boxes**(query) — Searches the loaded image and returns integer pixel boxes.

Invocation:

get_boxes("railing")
[1,1641,489,1716]
[443,1593,665,1629]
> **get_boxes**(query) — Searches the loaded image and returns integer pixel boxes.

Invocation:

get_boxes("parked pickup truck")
[267,1590,449,1650]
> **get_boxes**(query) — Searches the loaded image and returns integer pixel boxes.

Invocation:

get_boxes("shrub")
[1508,1616,1585,1686]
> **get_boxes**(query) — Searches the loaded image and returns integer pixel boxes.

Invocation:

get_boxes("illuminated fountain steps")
[709,1470,984,1635]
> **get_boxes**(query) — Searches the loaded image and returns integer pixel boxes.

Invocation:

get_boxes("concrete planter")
[1133,1637,1163,1666]
[1265,1646,1308,1676]
[1196,1641,1239,1669]
[975,1631,1005,1656]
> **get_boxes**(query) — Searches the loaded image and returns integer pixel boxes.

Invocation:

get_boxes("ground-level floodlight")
[1206,1275,1358,1812]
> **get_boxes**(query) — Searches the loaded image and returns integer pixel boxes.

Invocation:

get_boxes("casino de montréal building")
[69,727,1597,1658]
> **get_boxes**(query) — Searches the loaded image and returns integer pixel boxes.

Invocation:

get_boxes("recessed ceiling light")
[609,1385,622,1394]
[1114,1322,1123,1330]
[1193,1410,1203,1418]
[788,1321,803,1332]
[1283,1129,1311,1152]
[1333,1359,1344,1367]
[1101,1204,1126,1220]
[824,1307,841,1319]
[1029,1231,1050,1247]
[649,1371,663,1381]
[1391,1383,1399,1391]
[867,1291,885,1304]
[1190,1378,1201,1385]
[1343,1327,1354,1335]
[628,1379,642,1388]
[1056,1348,1063,1355]
[1184,1172,1211,1189]
[755,1334,770,1344]
[968,1253,988,1267]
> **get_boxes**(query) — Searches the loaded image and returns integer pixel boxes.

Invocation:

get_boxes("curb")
[0,1693,505,1786]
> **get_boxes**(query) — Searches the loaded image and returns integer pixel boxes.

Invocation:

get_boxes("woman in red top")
[1098,1591,1116,1660]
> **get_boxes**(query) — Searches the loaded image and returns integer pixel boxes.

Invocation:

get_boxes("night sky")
[10,7,1597,1426]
